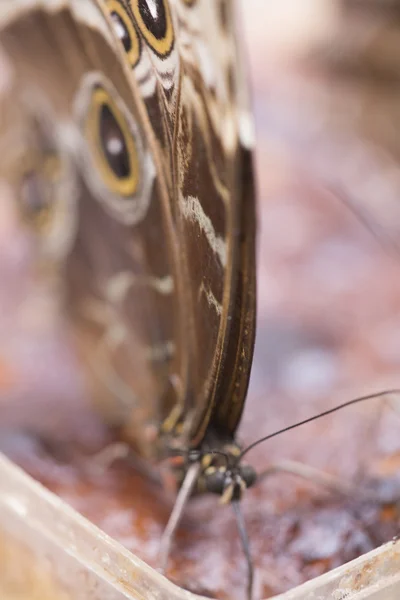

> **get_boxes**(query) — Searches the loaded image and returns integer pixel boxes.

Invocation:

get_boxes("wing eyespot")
[130,0,174,58]
[106,0,141,68]
[85,84,140,198]
[75,73,156,226]
[18,153,62,233]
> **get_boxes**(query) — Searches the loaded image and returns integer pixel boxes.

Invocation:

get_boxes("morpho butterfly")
[0,1,398,598]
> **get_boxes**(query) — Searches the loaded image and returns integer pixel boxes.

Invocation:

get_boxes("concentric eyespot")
[75,72,155,226]
[19,153,62,233]
[106,0,141,68]
[14,113,78,262]
[130,0,174,58]
[84,84,140,198]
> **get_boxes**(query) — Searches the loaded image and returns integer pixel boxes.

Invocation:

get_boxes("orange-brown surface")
[1,2,400,600]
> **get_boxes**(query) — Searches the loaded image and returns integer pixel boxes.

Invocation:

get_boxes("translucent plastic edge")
[2,450,400,600]
[0,452,208,600]
[273,536,400,600]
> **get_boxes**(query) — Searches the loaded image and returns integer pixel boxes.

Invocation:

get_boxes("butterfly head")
[198,445,257,503]
[204,462,257,503]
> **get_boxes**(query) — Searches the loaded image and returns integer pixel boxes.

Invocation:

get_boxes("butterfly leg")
[258,460,387,562]
[258,459,378,501]
[353,397,387,484]
[158,461,201,573]
[232,500,254,600]
[87,442,130,475]
[82,443,162,487]
[356,392,400,480]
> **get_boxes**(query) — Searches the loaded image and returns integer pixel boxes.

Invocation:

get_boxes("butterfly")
[0,0,258,596]
[2,2,399,600]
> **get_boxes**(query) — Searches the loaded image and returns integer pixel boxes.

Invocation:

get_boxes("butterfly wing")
[0,0,188,458]
[171,2,257,444]
[110,0,257,446]
[1,0,257,460]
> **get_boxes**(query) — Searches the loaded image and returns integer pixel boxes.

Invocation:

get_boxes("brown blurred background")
[1,2,400,599]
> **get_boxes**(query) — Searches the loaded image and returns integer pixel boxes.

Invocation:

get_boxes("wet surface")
[2,2,400,600]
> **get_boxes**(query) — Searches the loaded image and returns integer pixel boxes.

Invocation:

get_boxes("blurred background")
[243,0,400,473]
[1,2,400,599]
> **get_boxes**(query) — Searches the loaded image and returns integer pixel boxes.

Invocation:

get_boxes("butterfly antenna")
[328,183,400,257]
[238,389,400,462]
[232,500,253,600]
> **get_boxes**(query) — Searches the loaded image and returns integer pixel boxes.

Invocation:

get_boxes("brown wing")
[0,0,257,461]
[176,2,257,444]
[100,0,257,447]
[153,1,257,444]
[0,0,187,458]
